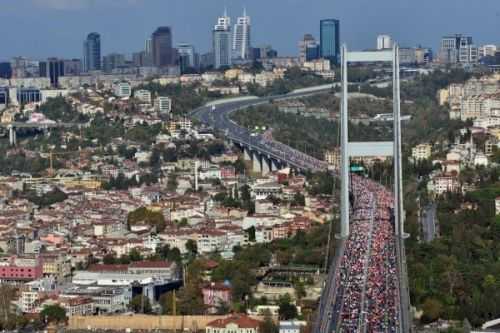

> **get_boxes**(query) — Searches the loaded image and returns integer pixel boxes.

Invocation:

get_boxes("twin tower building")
[213,9,251,69]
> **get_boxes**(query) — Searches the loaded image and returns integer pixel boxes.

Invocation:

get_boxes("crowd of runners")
[330,175,400,332]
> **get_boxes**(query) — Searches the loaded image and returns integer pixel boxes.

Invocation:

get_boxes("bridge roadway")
[191,86,410,333]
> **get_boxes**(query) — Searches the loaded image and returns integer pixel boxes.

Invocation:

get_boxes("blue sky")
[1,0,499,60]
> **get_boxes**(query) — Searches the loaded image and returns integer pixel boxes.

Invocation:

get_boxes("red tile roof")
[129,261,172,268]
[206,314,261,329]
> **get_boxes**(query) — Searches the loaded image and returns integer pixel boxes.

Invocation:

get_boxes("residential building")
[113,81,131,98]
[155,96,172,114]
[377,34,393,50]
[202,282,232,313]
[495,197,500,215]
[134,89,152,104]
[83,32,101,72]
[428,174,460,195]
[412,144,432,161]
[232,9,251,60]
[152,27,175,67]
[213,11,232,69]
[205,314,261,333]
[320,19,340,65]
[60,296,94,317]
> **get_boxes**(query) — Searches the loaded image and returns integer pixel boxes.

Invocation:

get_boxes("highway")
[191,86,409,332]
[191,87,335,172]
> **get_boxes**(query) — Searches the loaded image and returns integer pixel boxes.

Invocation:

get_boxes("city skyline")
[1,0,499,60]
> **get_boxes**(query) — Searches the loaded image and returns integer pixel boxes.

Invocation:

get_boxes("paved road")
[191,88,336,172]
[422,203,437,242]
[191,86,409,333]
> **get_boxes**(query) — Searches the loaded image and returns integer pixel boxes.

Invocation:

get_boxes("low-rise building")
[205,314,261,333]
[412,144,432,161]
[202,282,232,313]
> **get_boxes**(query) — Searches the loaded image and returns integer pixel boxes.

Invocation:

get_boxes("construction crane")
[46,149,83,177]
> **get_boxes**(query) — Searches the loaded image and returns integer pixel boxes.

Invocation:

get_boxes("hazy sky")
[1,0,499,60]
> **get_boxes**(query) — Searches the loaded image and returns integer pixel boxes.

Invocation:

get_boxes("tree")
[159,292,175,315]
[127,207,166,232]
[259,310,278,333]
[167,173,178,192]
[186,239,198,256]
[128,248,143,262]
[129,295,152,314]
[294,281,306,302]
[278,294,298,320]
[103,253,117,265]
[40,304,66,323]
[421,298,444,323]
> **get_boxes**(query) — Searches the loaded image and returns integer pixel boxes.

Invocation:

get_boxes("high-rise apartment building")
[439,34,478,64]
[103,53,126,73]
[232,9,251,60]
[83,32,101,72]
[152,27,175,67]
[213,11,232,69]
[320,19,340,66]
[299,34,318,63]
[177,43,197,70]
[39,58,64,87]
[377,35,393,50]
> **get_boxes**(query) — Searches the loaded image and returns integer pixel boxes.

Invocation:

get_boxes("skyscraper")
[213,10,232,69]
[320,19,340,66]
[177,43,197,72]
[39,58,64,87]
[299,34,318,63]
[152,27,174,67]
[83,32,101,72]
[232,9,251,60]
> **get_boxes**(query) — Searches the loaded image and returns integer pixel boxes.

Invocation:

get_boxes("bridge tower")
[339,44,406,239]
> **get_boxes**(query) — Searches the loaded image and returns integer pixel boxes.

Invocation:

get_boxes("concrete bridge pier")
[8,126,16,146]
[243,147,252,161]
[261,156,271,175]
[270,159,279,172]
[252,152,262,174]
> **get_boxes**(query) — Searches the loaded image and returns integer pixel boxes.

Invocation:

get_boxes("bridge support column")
[252,152,262,173]
[243,147,252,161]
[261,156,271,175]
[9,126,16,146]
[270,159,279,172]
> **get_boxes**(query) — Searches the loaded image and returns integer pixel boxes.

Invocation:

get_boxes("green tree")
[278,294,298,320]
[259,310,278,333]
[129,295,152,314]
[186,239,198,256]
[40,304,66,323]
